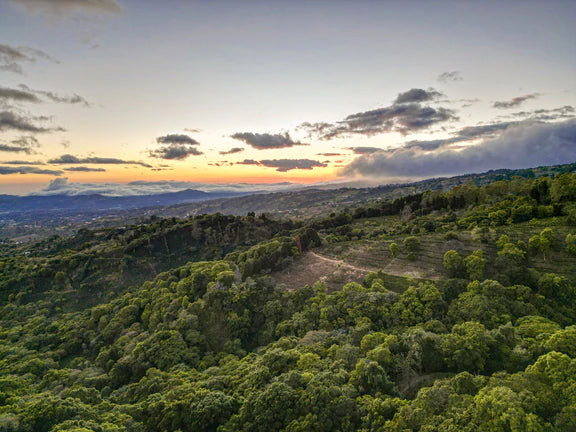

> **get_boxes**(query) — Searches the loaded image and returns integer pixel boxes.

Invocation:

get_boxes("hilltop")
[0,166,575,430]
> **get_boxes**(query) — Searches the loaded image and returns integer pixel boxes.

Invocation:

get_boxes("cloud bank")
[31,178,298,197]
[237,159,327,172]
[341,119,576,178]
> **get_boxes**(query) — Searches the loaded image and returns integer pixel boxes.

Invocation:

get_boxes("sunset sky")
[1,0,575,195]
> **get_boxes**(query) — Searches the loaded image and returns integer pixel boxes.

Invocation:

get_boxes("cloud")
[394,88,443,104]
[317,153,343,157]
[455,121,518,139]
[402,138,462,151]
[0,43,54,74]
[437,71,463,83]
[507,105,575,122]
[150,134,203,160]
[148,145,203,160]
[237,159,260,166]
[346,147,383,155]
[9,0,121,16]
[219,147,244,155]
[0,136,40,154]
[230,132,308,150]
[392,121,520,152]
[300,88,457,140]
[0,86,42,103]
[64,166,106,172]
[17,84,90,106]
[48,154,153,168]
[0,160,44,165]
[236,158,327,172]
[341,119,576,178]
[31,178,298,196]
[493,93,540,109]
[0,144,34,153]
[156,134,199,146]
[0,165,62,175]
[0,110,59,133]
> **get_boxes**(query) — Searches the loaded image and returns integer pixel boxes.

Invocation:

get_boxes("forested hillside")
[1,171,576,431]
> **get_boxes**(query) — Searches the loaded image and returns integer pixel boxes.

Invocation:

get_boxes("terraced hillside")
[315,218,576,284]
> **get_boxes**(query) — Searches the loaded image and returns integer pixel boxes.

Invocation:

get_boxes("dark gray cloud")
[156,134,199,146]
[230,132,308,150]
[0,110,58,133]
[507,105,575,121]
[437,71,463,83]
[48,154,153,168]
[398,122,518,152]
[0,43,54,74]
[0,165,62,175]
[317,152,343,157]
[149,145,203,160]
[340,104,456,137]
[455,122,518,139]
[236,158,327,172]
[341,119,576,178]
[0,159,44,165]
[9,0,122,15]
[237,159,259,166]
[150,134,202,160]
[346,147,383,155]
[0,144,34,153]
[493,93,540,109]
[394,88,443,104]
[0,86,42,103]
[300,88,457,140]
[403,138,462,151]
[219,147,244,155]
[17,84,90,106]
[64,166,106,172]
[0,136,40,154]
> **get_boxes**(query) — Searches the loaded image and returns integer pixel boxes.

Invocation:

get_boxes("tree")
[443,250,463,278]
[403,236,420,252]
[349,359,395,396]
[442,322,491,372]
[389,242,399,258]
[566,233,576,255]
[464,250,486,281]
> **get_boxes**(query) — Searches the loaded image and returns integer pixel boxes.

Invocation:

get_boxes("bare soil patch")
[272,251,371,292]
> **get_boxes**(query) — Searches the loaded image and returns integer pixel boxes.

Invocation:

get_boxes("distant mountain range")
[1,162,575,242]
[0,189,248,214]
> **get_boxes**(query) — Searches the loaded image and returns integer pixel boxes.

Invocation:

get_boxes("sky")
[0,0,575,195]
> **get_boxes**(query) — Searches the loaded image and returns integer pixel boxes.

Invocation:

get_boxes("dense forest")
[1,171,576,431]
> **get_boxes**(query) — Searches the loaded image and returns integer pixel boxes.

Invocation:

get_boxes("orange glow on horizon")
[0,164,339,189]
